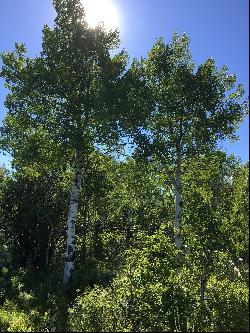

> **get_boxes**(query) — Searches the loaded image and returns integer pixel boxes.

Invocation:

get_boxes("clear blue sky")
[0,0,249,168]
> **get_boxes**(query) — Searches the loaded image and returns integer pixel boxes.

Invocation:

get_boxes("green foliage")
[69,229,249,332]
[182,153,249,268]
[69,231,175,332]
[0,232,12,304]
[0,171,68,269]
[0,298,59,332]
[206,277,249,332]
[0,1,248,332]
[0,0,128,164]
[0,301,35,332]
[69,231,195,332]
[0,155,249,332]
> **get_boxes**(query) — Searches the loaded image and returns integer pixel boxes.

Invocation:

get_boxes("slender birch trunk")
[63,151,83,286]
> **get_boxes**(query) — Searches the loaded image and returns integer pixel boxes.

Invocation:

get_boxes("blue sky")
[0,0,249,168]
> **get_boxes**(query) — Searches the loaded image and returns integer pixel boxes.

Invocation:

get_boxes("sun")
[81,0,119,31]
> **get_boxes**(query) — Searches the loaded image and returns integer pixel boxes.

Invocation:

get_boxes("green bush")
[68,230,249,332]
[0,301,35,332]
[206,276,249,332]
[69,231,200,332]
[0,299,58,332]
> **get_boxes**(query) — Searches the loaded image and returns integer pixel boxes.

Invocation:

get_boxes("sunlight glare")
[81,0,119,30]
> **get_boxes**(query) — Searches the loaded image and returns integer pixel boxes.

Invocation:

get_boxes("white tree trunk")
[63,152,83,286]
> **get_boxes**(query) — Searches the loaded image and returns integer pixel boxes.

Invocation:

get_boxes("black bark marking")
[68,245,74,254]
[70,199,78,204]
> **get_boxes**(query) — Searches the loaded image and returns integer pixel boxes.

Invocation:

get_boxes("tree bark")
[63,151,83,286]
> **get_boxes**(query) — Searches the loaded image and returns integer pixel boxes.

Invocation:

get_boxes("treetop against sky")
[0,0,249,166]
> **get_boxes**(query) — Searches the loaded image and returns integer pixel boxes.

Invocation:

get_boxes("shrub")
[0,301,35,332]
[68,231,199,332]
[206,276,249,332]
